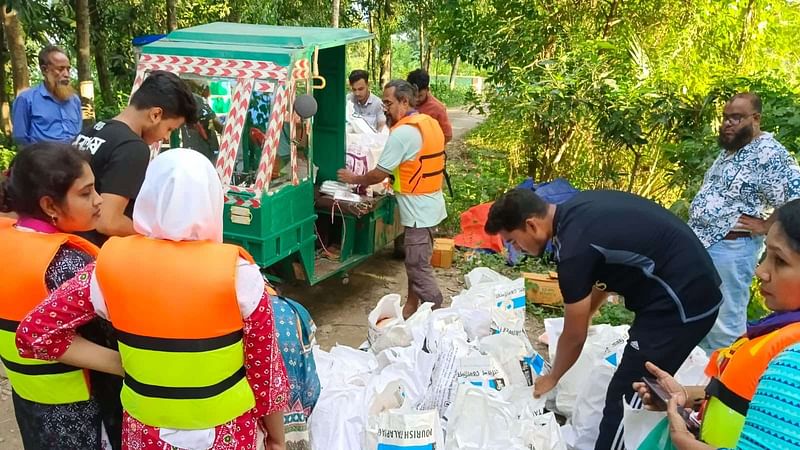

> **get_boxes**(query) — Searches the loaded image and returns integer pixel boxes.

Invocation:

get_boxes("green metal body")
[141,23,403,284]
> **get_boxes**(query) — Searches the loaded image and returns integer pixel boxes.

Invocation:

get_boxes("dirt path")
[0,108,498,449]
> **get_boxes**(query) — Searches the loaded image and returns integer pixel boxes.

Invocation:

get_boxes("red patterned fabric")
[16,263,289,450]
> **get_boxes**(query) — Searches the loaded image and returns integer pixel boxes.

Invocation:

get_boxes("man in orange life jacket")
[338,79,447,318]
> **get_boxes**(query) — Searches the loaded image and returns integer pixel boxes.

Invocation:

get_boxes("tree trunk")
[166,0,178,32]
[376,0,394,87]
[368,11,377,84]
[332,0,340,27]
[448,56,459,89]
[627,147,641,192]
[418,21,425,69]
[423,39,433,73]
[89,0,114,108]
[736,0,756,66]
[601,0,621,38]
[0,23,9,135]
[76,0,94,125]
[378,35,391,87]
[2,6,28,96]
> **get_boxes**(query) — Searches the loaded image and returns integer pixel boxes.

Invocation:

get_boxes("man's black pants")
[594,312,717,450]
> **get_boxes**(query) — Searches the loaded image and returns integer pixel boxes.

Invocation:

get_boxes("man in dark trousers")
[485,189,722,450]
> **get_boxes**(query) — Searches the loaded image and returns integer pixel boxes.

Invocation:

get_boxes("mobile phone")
[678,405,701,437]
[641,376,670,409]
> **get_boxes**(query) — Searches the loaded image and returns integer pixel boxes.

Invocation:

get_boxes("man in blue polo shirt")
[12,45,81,146]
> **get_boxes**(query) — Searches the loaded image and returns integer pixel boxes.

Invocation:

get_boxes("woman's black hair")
[775,198,800,253]
[0,142,91,219]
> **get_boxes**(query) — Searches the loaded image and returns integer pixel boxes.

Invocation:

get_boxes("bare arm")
[737,213,776,236]
[96,193,136,237]
[534,293,593,397]
[667,396,714,450]
[589,287,609,318]
[551,294,592,380]
[59,335,124,376]
[338,167,389,186]
[261,412,286,450]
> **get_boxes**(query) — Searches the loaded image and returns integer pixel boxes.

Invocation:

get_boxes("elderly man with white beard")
[12,45,82,146]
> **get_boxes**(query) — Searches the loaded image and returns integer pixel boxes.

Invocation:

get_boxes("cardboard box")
[431,238,455,269]
[523,271,563,305]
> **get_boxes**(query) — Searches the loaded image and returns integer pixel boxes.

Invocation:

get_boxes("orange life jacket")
[699,322,800,447]
[95,235,257,429]
[0,221,99,404]
[391,113,446,195]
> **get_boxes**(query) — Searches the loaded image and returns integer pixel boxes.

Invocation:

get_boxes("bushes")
[430,83,473,107]
[0,146,14,171]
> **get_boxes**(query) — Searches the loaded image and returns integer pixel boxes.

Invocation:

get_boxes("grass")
[445,121,634,326]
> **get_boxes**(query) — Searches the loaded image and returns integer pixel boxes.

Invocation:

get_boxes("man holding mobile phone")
[689,93,800,351]
[485,188,722,450]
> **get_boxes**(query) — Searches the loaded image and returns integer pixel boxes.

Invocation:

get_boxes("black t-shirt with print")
[553,190,722,325]
[73,119,149,246]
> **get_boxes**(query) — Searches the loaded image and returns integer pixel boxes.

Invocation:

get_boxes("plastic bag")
[373,344,436,408]
[345,132,390,194]
[452,270,529,344]
[674,346,710,386]
[622,399,676,450]
[314,345,378,389]
[368,294,411,353]
[455,351,509,391]
[567,324,629,449]
[404,302,435,345]
[464,267,511,289]
[526,412,567,450]
[364,380,443,450]
[479,333,537,388]
[374,409,443,450]
[309,382,368,450]
[443,384,520,450]
[490,278,527,339]
[417,332,473,418]
[544,319,629,419]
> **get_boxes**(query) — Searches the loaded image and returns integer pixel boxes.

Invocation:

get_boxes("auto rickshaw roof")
[141,23,373,66]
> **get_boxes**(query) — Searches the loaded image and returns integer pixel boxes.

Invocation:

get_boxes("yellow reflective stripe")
[122,375,255,430]
[5,367,90,404]
[119,340,245,387]
[393,168,402,193]
[0,330,89,404]
[700,396,746,448]
[0,329,54,366]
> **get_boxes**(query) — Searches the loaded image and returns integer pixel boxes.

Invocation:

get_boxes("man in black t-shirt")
[486,189,722,450]
[74,71,197,246]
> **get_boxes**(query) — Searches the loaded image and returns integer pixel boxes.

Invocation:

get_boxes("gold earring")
[50,216,57,225]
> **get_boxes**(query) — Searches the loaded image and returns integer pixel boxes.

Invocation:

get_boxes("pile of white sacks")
[308,268,710,450]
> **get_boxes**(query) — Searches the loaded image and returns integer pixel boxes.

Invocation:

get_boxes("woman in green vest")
[1,143,123,450]
[633,198,800,449]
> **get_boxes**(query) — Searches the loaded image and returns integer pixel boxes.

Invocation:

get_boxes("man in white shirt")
[346,69,386,132]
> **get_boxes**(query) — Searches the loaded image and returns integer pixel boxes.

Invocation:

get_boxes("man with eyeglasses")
[338,80,446,318]
[689,92,800,351]
[11,45,82,146]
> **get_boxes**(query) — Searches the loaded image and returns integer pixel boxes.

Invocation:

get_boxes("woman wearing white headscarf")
[17,149,289,450]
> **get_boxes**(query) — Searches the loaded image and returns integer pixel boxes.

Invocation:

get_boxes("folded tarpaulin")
[453,179,579,257]
[453,202,504,253]
[517,177,579,204]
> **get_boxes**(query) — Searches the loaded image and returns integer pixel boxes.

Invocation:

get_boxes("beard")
[45,78,75,102]
[718,124,754,152]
